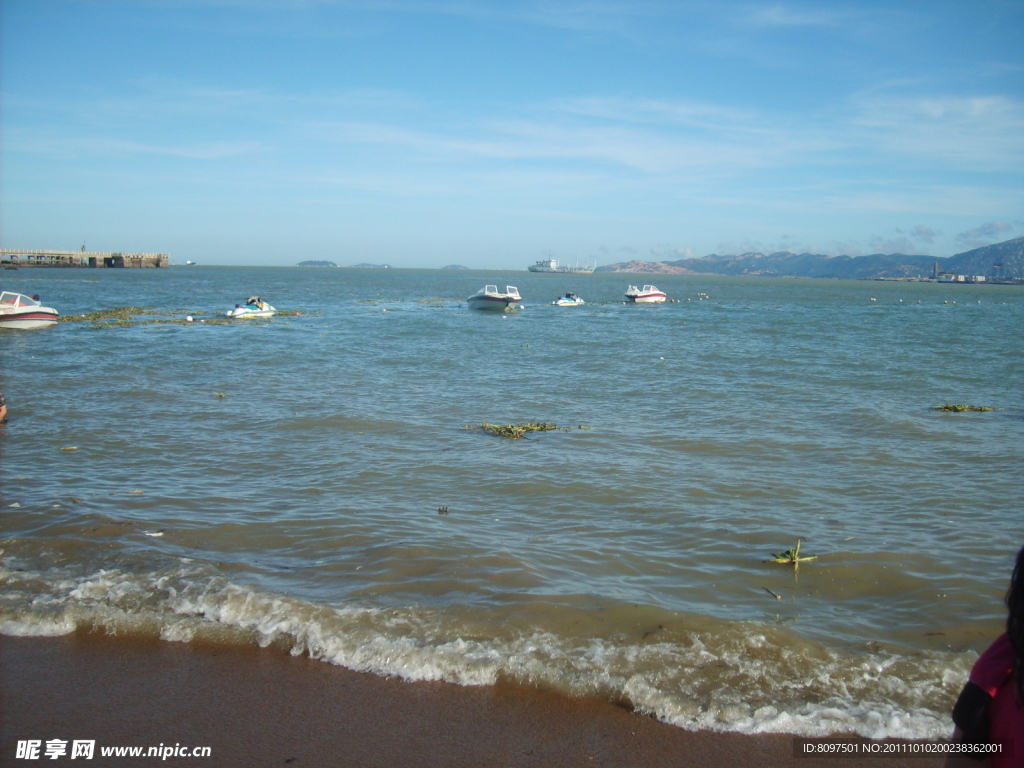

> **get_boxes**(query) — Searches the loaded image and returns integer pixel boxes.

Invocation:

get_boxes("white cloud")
[911,225,937,244]
[955,220,1013,249]
[744,4,842,27]
[650,245,695,260]
[848,94,1024,171]
[867,235,918,254]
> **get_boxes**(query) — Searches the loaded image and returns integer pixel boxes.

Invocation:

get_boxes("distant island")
[297,260,337,267]
[442,264,469,270]
[594,237,1024,282]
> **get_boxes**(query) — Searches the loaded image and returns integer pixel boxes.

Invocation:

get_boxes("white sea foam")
[0,556,968,740]
[0,615,76,636]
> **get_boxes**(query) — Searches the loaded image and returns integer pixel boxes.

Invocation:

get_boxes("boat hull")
[468,296,521,312]
[528,266,595,273]
[624,285,667,303]
[0,310,59,329]
[226,307,276,318]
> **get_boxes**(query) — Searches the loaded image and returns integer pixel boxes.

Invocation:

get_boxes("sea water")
[1,266,1021,738]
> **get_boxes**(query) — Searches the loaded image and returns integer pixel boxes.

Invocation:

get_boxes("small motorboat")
[624,285,667,304]
[226,296,276,318]
[467,285,522,312]
[0,291,59,329]
[553,292,585,306]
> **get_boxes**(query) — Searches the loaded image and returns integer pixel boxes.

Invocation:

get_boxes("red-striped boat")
[0,292,59,329]
[624,284,667,304]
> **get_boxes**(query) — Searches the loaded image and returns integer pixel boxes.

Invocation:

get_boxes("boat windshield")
[0,292,35,307]
[505,286,520,298]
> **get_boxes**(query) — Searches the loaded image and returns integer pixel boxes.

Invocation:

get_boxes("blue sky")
[2,1,1022,267]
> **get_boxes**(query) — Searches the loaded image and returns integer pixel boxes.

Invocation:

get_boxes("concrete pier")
[1,249,170,268]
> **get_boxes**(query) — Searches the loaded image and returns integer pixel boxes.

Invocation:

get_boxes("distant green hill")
[946,237,1024,280]
[595,236,1023,281]
[297,260,337,267]
[660,251,939,279]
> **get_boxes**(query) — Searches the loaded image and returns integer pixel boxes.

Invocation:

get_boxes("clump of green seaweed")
[59,306,306,328]
[768,539,817,566]
[484,421,558,439]
[60,307,155,324]
[465,421,565,439]
[932,404,994,412]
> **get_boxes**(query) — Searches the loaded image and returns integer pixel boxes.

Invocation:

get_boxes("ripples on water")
[1,267,1021,737]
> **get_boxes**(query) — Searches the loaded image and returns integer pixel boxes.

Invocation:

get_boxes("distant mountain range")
[595,237,1024,281]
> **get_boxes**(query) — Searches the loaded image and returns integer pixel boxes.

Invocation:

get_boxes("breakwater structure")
[1,248,169,268]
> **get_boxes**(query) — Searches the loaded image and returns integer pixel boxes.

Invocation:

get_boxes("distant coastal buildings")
[1,248,169,268]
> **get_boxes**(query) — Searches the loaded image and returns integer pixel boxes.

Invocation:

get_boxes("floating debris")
[932,404,994,412]
[471,421,560,439]
[60,306,154,323]
[763,587,782,600]
[60,446,78,451]
[769,539,818,566]
[641,624,665,640]
[60,306,308,328]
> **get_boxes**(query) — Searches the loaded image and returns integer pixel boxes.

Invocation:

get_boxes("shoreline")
[1,632,945,767]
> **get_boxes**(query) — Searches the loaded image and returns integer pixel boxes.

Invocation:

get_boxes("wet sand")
[0,633,944,767]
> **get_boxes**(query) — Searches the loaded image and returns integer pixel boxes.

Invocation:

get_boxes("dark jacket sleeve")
[951,681,992,761]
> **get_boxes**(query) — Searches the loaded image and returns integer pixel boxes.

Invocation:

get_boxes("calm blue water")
[1,266,1022,738]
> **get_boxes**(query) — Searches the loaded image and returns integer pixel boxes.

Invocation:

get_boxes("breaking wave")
[0,552,967,740]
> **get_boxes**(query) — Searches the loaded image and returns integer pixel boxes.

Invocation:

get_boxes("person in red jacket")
[945,544,1023,767]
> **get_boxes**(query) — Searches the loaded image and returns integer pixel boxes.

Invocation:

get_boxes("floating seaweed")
[768,539,817,566]
[60,307,155,323]
[932,404,994,412]
[466,421,562,439]
[59,306,307,328]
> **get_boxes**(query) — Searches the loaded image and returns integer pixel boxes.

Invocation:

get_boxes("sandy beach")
[1,633,945,768]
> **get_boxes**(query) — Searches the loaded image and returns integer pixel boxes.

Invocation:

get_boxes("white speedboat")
[467,285,522,312]
[624,285,667,304]
[553,292,585,306]
[226,296,276,318]
[0,291,59,329]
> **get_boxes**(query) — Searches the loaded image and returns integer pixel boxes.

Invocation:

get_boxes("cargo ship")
[527,257,595,274]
